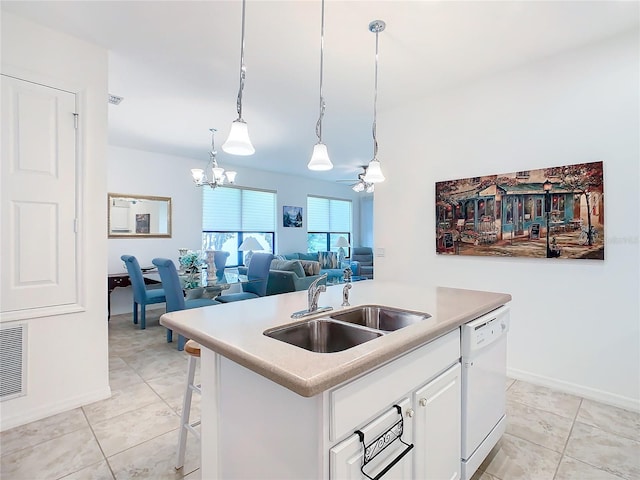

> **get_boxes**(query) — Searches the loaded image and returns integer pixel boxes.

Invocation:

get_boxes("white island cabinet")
[159,282,511,480]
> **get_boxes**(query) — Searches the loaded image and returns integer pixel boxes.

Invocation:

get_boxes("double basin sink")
[264,305,431,353]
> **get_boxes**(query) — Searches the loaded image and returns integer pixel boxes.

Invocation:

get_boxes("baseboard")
[507,367,640,413]
[0,385,112,432]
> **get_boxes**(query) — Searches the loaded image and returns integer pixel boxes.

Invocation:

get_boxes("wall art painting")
[283,206,303,228]
[435,161,604,260]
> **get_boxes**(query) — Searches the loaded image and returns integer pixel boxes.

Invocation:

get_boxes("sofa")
[283,252,359,284]
[239,258,325,296]
[351,247,374,279]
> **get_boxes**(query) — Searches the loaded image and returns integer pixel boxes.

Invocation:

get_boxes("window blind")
[307,196,351,232]
[203,187,275,231]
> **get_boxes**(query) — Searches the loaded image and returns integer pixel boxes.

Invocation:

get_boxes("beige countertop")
[160,281,511,397]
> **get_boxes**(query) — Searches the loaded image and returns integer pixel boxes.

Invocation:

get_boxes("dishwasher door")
[461,306,510,460]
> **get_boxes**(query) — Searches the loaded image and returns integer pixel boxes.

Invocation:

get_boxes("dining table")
[181,267,253,300]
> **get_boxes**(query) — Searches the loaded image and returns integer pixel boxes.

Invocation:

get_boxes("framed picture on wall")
[135,213,150,234]
[435,161,604,260]
[283,206,303,228]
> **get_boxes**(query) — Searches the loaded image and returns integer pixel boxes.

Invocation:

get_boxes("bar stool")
[176,340,201,470]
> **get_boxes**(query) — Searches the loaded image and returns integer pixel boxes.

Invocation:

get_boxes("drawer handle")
[355,405,414,480]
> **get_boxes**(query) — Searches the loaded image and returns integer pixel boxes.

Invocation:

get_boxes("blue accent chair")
[217,252,274,303]
[121,255,166,330]
[152,257,220,351]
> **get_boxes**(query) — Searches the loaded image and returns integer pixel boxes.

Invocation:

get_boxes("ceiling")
[3,1,638,183]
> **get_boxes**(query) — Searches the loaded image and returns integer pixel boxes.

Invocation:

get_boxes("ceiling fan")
[336,166,375,193]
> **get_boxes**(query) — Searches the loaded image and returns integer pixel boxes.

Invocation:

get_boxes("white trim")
[507,367,640,413]
[0,385,111,432]
[0,304,85,323]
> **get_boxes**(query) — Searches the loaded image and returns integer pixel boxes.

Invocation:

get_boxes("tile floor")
[1,310,639,480]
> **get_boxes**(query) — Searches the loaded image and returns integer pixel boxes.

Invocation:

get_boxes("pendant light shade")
[364,19,386,184]
[363,159,385,183]
[307,0,333,171]
[222,120,255,156]
[223,0,254,156]
[308,143,332,171]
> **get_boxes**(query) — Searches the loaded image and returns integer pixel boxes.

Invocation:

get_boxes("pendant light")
[307,0,333,171]
[363,20,386,183]
[222,0,255,156]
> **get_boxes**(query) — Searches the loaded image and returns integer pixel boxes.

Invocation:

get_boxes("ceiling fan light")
[364,159,385,183]
[365,183,375,193]
[352,182,365,192]
[307,143,333,171]
[222,120,255,156]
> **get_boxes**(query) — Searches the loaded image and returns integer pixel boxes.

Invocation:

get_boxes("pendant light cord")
[372,26,379,160]
[315,0,326,143]
[236,0,247,121]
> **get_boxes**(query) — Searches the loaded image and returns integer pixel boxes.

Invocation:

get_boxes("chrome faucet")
[291,273,332,319]
[342,268,352,307]
[308,273,328,312]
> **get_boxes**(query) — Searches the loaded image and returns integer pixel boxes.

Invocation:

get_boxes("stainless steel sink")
[264,318,383,353]
[329,305,430,332]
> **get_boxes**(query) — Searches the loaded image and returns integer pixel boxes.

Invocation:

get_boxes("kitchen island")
[160,281,511,479]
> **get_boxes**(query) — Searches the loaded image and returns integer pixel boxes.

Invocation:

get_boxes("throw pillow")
[274,254,287,261]
[270,259,306,278]
[318,251,338,269]
[300,260,321,276]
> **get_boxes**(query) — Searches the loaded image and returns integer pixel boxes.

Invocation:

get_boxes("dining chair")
[152,257,220,351]
[217,252,274,303]
[121,255,166,330]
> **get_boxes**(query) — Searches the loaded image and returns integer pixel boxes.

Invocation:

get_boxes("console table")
[108,271,161,319]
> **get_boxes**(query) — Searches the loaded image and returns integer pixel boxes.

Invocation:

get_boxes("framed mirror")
[108,193,172,238]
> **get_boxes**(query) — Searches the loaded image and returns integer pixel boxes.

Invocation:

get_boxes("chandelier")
[191,129,237,189]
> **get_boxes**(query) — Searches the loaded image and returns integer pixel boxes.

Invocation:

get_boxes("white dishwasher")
[460,305,510,480]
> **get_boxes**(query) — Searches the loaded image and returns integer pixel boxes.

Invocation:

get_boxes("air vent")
[0,323,27,401]
[108,94,124,105]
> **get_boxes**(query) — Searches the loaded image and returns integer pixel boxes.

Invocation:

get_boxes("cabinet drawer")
[330,329,460,441]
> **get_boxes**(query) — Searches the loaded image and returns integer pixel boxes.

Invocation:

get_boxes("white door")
[414,363,461,480]
[330,398,413,480]
[1,75,78,316]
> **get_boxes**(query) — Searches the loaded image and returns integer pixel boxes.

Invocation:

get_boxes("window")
[202,186,276,266]
[307,196,352,256]
[535,198,543,217]
[516,171,530,178]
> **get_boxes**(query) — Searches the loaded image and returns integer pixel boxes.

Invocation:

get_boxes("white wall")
[107,145,363,314]
[376,30,640,410]
[1,13,109,430]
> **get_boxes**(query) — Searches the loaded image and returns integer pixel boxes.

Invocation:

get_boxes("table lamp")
[238,236,263,266]
[335,236,350,265]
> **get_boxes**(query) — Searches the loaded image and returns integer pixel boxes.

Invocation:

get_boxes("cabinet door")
[330,398,413,480]
[413,363,461,480]
[1,75,78,316]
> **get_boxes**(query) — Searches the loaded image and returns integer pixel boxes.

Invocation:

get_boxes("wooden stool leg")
[176,354,199,469]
